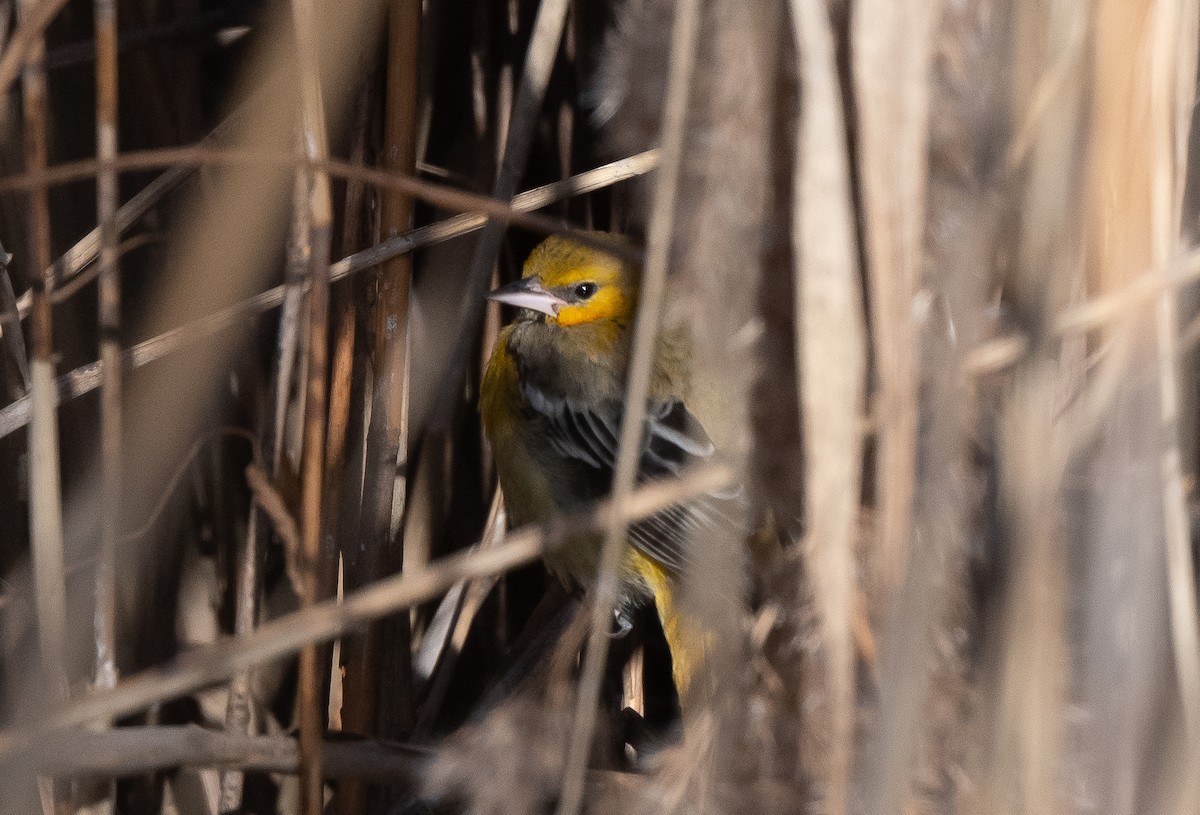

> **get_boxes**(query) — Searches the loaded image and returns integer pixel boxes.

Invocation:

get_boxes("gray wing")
[520,382,744,574]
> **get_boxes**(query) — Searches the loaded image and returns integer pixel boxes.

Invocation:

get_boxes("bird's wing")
[520,382,744,574]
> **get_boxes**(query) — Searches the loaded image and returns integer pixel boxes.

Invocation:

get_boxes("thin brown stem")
[18,0,68,709]
[290,0,335,806]
[18,723,639,800]
[341,0,421,784]
[93,0,121,699]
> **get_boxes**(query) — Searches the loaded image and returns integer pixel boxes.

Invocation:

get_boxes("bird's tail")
[626,549,712,707]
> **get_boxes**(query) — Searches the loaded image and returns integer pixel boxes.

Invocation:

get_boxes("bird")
[479,233,741,700]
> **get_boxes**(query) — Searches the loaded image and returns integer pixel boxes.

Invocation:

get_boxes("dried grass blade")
[17,3,65,810]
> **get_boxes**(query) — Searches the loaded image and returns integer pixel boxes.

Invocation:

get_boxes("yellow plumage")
[480,234,733,699]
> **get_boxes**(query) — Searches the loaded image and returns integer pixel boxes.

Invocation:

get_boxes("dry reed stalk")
[297,186,332,815]
[93,0,121,700]
[555,0,700,812]
[495,0,516,163]
[91,0,120,811]
[272,181,313,476]
[0,152,658,440]
[17,0,67,705]
[1150,0,1200,766]
[23,724,431,780]
[290,0,335,806]
[317,82,371,750]
[217,168,316,813]
[1060,6,1196,815]
[987,369,1071,815]
[0,464,731,766]
[852,0,935,595]
[790,2,868,814]
[17,3,64,812]
[857,3,1009,811]
[886,3,1009,810]
[1065,2,1200,814]
[339,4,419,813]
[975,2,1088,812]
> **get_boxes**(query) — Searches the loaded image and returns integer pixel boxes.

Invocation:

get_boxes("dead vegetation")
[0,0,1199,814]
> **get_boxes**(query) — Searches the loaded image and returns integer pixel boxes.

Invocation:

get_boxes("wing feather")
[519,381,745,575]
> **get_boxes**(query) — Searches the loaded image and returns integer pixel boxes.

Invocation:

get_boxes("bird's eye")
[574,282,598,299]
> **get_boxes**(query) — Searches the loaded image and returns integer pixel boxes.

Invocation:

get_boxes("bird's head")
[487,235,637,327]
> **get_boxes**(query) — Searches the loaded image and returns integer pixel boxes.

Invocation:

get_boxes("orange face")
[486,235,637,327]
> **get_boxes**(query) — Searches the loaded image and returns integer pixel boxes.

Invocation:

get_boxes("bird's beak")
[486,277,566,318]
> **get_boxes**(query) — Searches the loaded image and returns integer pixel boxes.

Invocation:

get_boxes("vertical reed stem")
[339,3,419,812]
[93,0,121,698]
[18,0,68,702]
[290,0,335,810]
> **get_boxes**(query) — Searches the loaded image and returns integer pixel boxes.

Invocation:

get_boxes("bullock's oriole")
[480,234,737,697]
